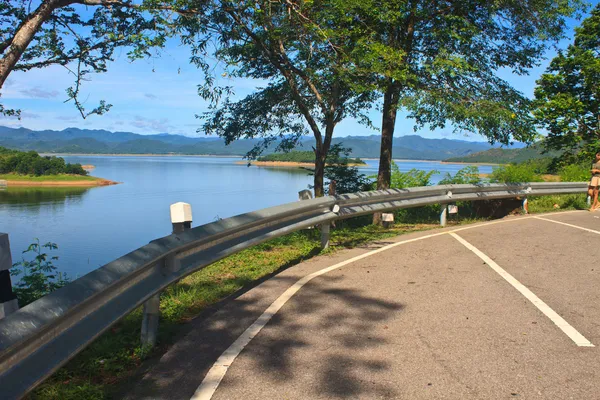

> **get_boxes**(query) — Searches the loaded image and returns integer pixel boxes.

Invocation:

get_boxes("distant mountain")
[444,143,559,164]
[0,126,501,160]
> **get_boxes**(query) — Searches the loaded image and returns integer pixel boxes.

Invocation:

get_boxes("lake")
[0,156,493,277]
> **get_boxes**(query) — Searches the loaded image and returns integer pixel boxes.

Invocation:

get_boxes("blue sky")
[1,3,597,141]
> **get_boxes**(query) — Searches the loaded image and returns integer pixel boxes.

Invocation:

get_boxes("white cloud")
[20,86,60,99]
[131,115,175,132]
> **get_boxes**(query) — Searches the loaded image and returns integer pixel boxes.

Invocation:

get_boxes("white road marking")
[534,216,600,235]
[450,232,594,348]
[191,230,449,400]
[191,210,589,399]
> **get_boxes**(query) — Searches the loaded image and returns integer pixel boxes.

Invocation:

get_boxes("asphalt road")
[127,211,600,400]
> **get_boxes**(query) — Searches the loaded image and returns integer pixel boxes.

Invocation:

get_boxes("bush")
[11,239,69,306]
[322,144,372,194]
[490,163,543,183]
[388,162,437,189]
[438,166,482,185]
[558,163,589,182]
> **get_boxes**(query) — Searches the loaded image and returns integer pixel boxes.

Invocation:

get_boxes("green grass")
[29,223,437,399]
[528,194,588,213]
[0,173,99,182]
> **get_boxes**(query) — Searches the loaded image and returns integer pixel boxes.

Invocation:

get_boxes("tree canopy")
[0,0,175,118]
[534,4,600,164]
[185,0,377,196]
[336,0,585,196]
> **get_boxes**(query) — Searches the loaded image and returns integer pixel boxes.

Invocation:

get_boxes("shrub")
[389,162,437,189]
[322,144,372,194]
[558,163,589,182]
[11,239,69,306]
[490,163,543,183]
[438,166,482,185]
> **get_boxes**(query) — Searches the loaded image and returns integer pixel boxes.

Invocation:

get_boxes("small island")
[239,150,366,167]
[0,147,117,187]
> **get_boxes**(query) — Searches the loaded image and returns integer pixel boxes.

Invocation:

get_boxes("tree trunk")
[374,80,400,224]
[0,0,66,89]
[314,145,326,197]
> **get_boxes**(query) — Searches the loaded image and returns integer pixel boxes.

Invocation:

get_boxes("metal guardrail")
[0,182,588,398]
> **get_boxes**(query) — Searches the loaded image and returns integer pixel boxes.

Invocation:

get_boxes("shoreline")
[239,161,366,168]
[41,153,243,158]
[40,153,500,166]
[440,160,502,166]
[1,176,120,187]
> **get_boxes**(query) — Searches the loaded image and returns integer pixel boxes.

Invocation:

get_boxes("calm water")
[0,156,492,277]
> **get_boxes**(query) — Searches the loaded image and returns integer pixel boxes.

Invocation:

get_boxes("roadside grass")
[0,173,99,182]
[29,222,438,399]
[528,194,588,213]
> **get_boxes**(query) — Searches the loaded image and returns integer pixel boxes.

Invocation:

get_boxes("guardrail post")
[141,203,192,347]
[587,195,592,207]
[0,233,18,319]
[440,205,447,227]
[320,223,330,249]
[522,197,529,214]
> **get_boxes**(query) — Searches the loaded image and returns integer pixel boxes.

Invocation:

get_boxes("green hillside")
[0,126,500,160]
[445,144,559,164]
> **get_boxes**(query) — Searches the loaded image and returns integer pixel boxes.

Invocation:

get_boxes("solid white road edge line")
[190,230,448,400]
[191,210,588,399]
[534,216,600,235]
[450,232,594,348]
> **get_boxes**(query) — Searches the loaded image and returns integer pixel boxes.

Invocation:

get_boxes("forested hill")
[0,126,504,160]
[444,143,559,164]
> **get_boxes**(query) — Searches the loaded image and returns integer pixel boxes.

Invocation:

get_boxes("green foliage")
[524,158,554,175]
[322,144,372,194]
[489,164,543,184]
[559,163,590,182]
[340,0,583,146]
[0,147,87,176]
[190,1,378,195]
[438,166,482,185]
[388,162,437,189]
[534,4,600,163]
[10,240,69,307]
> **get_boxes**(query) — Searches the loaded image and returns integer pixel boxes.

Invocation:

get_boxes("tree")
[187,0,375,196]
[0,0,178,118]
[338,1,584,214]
[322,144,371,195]
[534,4,600,164]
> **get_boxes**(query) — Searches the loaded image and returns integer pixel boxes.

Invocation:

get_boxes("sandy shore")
[4,178,119,187]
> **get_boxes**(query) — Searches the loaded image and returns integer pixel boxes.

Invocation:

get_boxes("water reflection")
[0,187,90,209]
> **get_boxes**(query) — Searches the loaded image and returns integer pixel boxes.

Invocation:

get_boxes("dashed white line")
[450,232,594,348]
